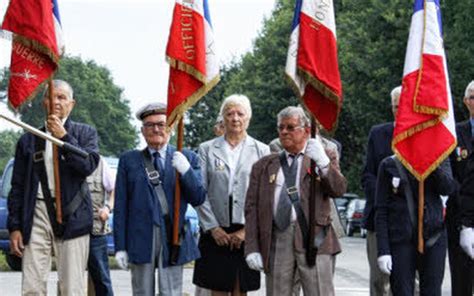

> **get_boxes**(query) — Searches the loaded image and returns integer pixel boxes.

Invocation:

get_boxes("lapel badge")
[392,177,400,194]
[461,148,469,160]
[215,158,225,171]
[269,174,276,184]
[455,147,462,161]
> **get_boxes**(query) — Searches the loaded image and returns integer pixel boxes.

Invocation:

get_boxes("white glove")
[245,252,264,271]
[377,255,392,275]
[115,250,129,270]
[460,227,474,259]
[172,151,191,174]
[305,137,330,168]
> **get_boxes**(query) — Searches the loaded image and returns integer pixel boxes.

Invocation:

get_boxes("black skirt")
[193,224,261,292]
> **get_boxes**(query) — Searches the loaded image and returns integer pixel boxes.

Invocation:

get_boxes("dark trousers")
[446,215,474,296]
[390,230,446,296]
[88,235,114,296]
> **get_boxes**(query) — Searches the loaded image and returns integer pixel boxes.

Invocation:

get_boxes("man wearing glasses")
[244,106,347,296]
[448,80,474,296]
[113,102,206,296]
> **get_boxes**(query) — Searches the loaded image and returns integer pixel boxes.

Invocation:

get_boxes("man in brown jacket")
[244,106,347,296]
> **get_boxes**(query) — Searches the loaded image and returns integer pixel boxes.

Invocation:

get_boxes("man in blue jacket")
[361,86,400,296]
[114,102,206,296]
[8,80,100,295]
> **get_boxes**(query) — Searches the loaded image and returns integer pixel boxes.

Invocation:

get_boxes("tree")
[3,56,138,156]
[184,64,239,148]
[0,130,21,175]
[187,0,474,193]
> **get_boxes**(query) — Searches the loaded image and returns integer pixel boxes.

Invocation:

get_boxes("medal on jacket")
[461,148,468,160]
[455,147,462,161]
[215,158,225,171]
[269,174,276,183]
[392,177,400,194]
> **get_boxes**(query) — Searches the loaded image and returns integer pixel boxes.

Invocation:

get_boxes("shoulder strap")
[33,136,64,237]
[393,157,417,230]
[141,149,169,215]
[279,151,310,247]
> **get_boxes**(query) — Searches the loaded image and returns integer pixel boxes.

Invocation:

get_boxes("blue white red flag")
[166,0,220,127]
[1,0,64,109]
[285,0,342,132]
[392,0,456,180]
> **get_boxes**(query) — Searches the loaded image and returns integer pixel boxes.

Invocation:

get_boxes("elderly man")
[450,80,474,295]
[244,106,347,296]
[114,102,206,296]
[8,79,100,295]
[361,86,400,296]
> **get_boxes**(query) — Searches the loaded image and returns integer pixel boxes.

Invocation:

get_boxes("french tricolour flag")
[393,0,456,180]
[166,0,220,127]
[285,0,342,132]
[1,0,65,109]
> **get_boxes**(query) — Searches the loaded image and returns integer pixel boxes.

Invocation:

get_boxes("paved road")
[0,237,451,295]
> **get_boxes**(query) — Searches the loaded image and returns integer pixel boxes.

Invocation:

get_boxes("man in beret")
[113,102,206,296]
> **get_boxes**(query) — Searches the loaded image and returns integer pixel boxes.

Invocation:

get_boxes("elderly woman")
[193,94,270,296]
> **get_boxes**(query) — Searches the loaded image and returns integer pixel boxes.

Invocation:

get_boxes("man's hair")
[465,81,474,98]
[43,79,74,100]
[219,94,252,120]
[391,86,402,105]
[277,106,310,127]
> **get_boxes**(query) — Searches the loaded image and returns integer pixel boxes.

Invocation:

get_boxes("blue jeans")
[88,235,114,296]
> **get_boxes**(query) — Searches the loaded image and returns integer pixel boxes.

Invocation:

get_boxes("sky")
[0,0,276,132]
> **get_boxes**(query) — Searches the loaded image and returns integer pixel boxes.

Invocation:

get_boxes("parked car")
[334,193,359,227]
[0,159,19,270]
[345,198,367,237]
[0,157,200,270]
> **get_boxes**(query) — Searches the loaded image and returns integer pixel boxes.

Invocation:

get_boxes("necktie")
[274,154,298,231]
[153,152,165,181]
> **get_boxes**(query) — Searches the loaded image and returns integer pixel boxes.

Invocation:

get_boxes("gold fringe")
[166,56,206,84]
[411,0,448,117]
[166,74,221,127]
[13,35,60,65]
[297,68,341,104]
[392,139,456,181]
[285,72,341,134]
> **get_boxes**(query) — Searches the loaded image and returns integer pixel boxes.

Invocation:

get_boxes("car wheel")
[346,222,354,237]
[5,252,22,271]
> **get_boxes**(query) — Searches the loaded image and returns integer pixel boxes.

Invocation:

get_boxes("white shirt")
[273,150,305,222]
[223,137,245,197]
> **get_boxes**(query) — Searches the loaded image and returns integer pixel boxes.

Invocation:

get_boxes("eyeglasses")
[143,122,167,130]
[277,124,304,132]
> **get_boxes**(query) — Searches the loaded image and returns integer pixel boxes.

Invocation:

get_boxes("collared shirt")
[273,148,306,222]
[148,144,168,170]
[37,117,68,199]
[223,136,246,197]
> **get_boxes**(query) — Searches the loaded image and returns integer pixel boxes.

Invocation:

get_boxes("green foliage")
[7,56,138,156]
[0,130,21,175]
[184,64,239,148]
[187,0,474,194]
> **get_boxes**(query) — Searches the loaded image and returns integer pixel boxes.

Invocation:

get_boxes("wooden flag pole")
[49,80,63,224]
[306,117,318,266]
[417,180,425,253]
[171,117,184,262]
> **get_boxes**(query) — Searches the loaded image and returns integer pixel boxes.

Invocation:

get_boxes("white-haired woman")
[193,94,270,295]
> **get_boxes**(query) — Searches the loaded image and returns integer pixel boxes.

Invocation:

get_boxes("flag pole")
[417,181,425,253]
[171,117,184,264]
[48,80,63,224]
[306,117,318,266]
[0,113,88,157]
